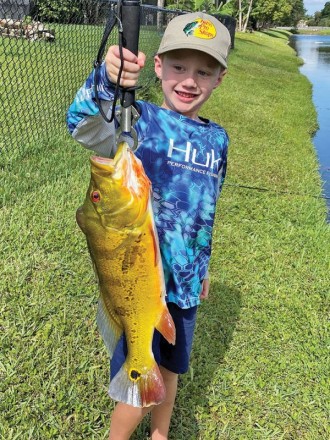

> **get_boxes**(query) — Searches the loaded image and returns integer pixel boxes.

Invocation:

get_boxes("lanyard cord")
[93,1,124,123]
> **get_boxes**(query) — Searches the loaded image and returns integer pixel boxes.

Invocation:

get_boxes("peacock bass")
[76,142,176,407]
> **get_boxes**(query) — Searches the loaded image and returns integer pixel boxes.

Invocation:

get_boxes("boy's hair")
[157,12,231,70]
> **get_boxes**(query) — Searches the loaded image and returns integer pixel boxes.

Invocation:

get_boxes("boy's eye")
[198,70,209,77]
[173,65,184,72]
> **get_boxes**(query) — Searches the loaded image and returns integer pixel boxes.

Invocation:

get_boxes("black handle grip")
[121,0,141,108]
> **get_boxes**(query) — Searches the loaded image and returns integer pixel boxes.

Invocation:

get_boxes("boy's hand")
[105,45,146,88]
[200,278,210,300]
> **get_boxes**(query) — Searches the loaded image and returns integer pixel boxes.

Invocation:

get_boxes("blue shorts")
[110,303,197,378]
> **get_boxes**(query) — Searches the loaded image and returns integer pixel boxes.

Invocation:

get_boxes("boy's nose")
[181,74,197,88]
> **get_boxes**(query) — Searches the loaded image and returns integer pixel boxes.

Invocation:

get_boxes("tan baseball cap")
[157,12,231,69]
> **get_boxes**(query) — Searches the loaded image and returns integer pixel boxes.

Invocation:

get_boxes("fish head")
[77,142,151,231]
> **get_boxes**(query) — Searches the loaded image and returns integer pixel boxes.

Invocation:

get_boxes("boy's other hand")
[200,278,210,300]
[105,45,146,88]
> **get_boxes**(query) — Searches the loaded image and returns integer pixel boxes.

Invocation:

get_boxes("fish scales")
[76,142,176,407]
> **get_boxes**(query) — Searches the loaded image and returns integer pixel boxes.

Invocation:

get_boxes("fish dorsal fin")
[147,198,161,267]
[149,222,159,267]
[97,294,123,357]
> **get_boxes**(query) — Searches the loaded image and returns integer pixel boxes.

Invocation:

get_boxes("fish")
[76,141,176,407]
[183,19,201,36]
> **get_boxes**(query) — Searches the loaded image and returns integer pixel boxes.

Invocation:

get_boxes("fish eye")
[91,191,100,203]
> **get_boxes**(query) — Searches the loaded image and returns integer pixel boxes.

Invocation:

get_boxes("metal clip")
[115,105,140,150]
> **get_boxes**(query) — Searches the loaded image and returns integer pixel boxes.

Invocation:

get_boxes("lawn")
[297,28,330,35]
[0,22,160,154]
[1,28,329,439]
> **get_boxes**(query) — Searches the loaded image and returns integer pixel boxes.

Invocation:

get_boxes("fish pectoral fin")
[109,361,166,407]
[76,207,86,233]
[97,295,123,357]
[155,307,176,345]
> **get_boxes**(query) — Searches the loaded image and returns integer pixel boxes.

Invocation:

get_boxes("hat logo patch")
[183,18,216,40]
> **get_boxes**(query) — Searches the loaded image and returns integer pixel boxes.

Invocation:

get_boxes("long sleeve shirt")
[67,63,229,309]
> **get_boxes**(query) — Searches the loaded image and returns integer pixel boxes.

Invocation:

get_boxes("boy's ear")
[214,69,227,89]
[154,55,162,80]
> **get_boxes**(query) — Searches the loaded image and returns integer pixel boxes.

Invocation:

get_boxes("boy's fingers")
[109,46,145,69]
[111,46,139,64]
[137,51,146,68]
[105,45,145,86]
[108,69,140,87]
[106,53,141,73]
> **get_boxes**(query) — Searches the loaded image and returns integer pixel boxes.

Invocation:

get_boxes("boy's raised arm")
[66,46,145,157]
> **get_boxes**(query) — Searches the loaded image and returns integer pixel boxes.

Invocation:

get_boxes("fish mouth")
[90,142,129,173]
[90,155,115,173]
[91,156,114,165]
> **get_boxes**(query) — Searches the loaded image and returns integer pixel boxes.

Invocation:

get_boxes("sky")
[304,0,327,15]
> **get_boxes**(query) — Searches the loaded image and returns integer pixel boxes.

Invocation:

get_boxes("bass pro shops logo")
[183,18,216,40]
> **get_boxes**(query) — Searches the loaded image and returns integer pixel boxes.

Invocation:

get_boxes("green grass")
[297,28,330,35]
[0,23,160,152]
[1,29,330,439]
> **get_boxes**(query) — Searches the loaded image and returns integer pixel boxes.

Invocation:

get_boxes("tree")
[165,0,193,10]
[34,0,83,23]
[308,4,330,27]
[238,0,242,29]
[319,2,330,25]
[165,0,234,15]
[251,0,292,28]
[80,0,107,25]
[279,0,305,26]
[157,0,166,31]
[235,0,255,30]
[313,11,322,25]
[232,0,305,30]
[243,0,253,31]
[321,1,330,17]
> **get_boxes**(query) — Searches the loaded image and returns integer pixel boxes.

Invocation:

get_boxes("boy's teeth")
[178,92,193,97]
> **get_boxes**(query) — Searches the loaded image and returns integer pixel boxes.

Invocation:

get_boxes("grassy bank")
[1,30,329,439]
[297,28,330,35]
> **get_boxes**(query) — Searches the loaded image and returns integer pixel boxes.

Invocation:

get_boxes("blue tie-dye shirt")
[67,63,229,309]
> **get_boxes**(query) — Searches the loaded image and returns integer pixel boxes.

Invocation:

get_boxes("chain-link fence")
[0,1,235,151]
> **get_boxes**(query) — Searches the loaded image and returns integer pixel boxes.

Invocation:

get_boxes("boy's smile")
[154,49,226,120]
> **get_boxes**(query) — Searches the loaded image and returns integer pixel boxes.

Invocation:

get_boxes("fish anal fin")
[155,307,176,345]
[109,361,166,407]
[97,294,123,357]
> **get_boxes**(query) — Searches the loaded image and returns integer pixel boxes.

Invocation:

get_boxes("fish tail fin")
[155,306,176,345]
[109,361,166,407]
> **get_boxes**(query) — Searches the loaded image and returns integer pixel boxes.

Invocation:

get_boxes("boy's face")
[154,49,226,120]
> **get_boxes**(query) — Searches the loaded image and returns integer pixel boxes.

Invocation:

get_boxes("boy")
[67,11,231,440]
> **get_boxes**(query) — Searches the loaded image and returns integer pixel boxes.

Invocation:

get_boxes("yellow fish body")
[76,142,176,407]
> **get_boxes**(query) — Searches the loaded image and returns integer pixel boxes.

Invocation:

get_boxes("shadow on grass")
[233,38,266,48]
[261,29,292,39]
[172,281,241,439]
[130,281,241,440]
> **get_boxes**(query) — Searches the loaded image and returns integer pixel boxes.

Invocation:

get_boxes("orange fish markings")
[76,142,176,407]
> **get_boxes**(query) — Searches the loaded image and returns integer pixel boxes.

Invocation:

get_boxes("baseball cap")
[157,12,231,69]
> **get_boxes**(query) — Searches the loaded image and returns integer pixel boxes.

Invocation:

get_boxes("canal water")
[290,34,330,219]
